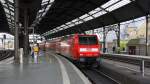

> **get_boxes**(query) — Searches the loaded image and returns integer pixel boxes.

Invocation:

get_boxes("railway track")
[0,50,14,61]
[58,54,120,84]
[78,67,120,84]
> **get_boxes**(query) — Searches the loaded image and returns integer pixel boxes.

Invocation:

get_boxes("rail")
[102,53,150,76]
[0,50,14,61]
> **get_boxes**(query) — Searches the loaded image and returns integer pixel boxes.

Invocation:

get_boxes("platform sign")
[3,34,6,39]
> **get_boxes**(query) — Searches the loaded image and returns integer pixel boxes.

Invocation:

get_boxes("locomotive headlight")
[80,48,87,52]
[91,48,98,52]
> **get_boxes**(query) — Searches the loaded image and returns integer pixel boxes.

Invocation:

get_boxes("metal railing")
[0,50,14,61]
[102,53,150,76]
[103,49,150,56]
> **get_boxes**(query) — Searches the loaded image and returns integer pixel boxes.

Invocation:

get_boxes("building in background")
[126,27,138,39]
[0,33,14,50]
[127,38,150,55]
[126,18,150,55]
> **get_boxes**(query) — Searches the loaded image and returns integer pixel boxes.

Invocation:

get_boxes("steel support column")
[33,27,35,45]
[145,15,149,56]
[117,23,120,54]
[92,30,94,34]
[103,27,106,53]
[14,0,19,63]
[24,8,29,63]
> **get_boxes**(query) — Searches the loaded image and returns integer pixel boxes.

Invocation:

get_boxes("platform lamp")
[8,41,10,49]
[29,27,35,46]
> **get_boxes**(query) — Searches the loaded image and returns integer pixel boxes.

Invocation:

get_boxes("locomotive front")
[72,34,101,64]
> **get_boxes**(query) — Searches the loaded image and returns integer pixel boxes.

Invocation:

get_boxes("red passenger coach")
[58,34,101,66]
[41,34,101,66]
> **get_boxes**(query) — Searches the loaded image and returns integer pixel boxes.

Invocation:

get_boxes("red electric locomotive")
[57,34,101,66]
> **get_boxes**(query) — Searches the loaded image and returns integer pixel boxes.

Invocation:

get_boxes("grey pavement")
[0,51,91,84]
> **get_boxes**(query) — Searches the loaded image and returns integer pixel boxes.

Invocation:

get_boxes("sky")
[0,33,14,44]
[0,33,14,39]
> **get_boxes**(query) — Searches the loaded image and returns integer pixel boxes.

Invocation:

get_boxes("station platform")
[102,59,150,76]
[0,50,91,84]
[100,58,150,84]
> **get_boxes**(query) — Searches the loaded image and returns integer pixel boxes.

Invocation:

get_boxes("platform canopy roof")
[0,0,150,37]
[0,0,41,33]
[42,0,150,39]
[0,1,9,33]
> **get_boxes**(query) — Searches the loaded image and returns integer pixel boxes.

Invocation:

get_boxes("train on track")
[40,34,101,67]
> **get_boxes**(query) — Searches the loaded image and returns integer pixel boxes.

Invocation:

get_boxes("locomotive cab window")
[79,36,98,45]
